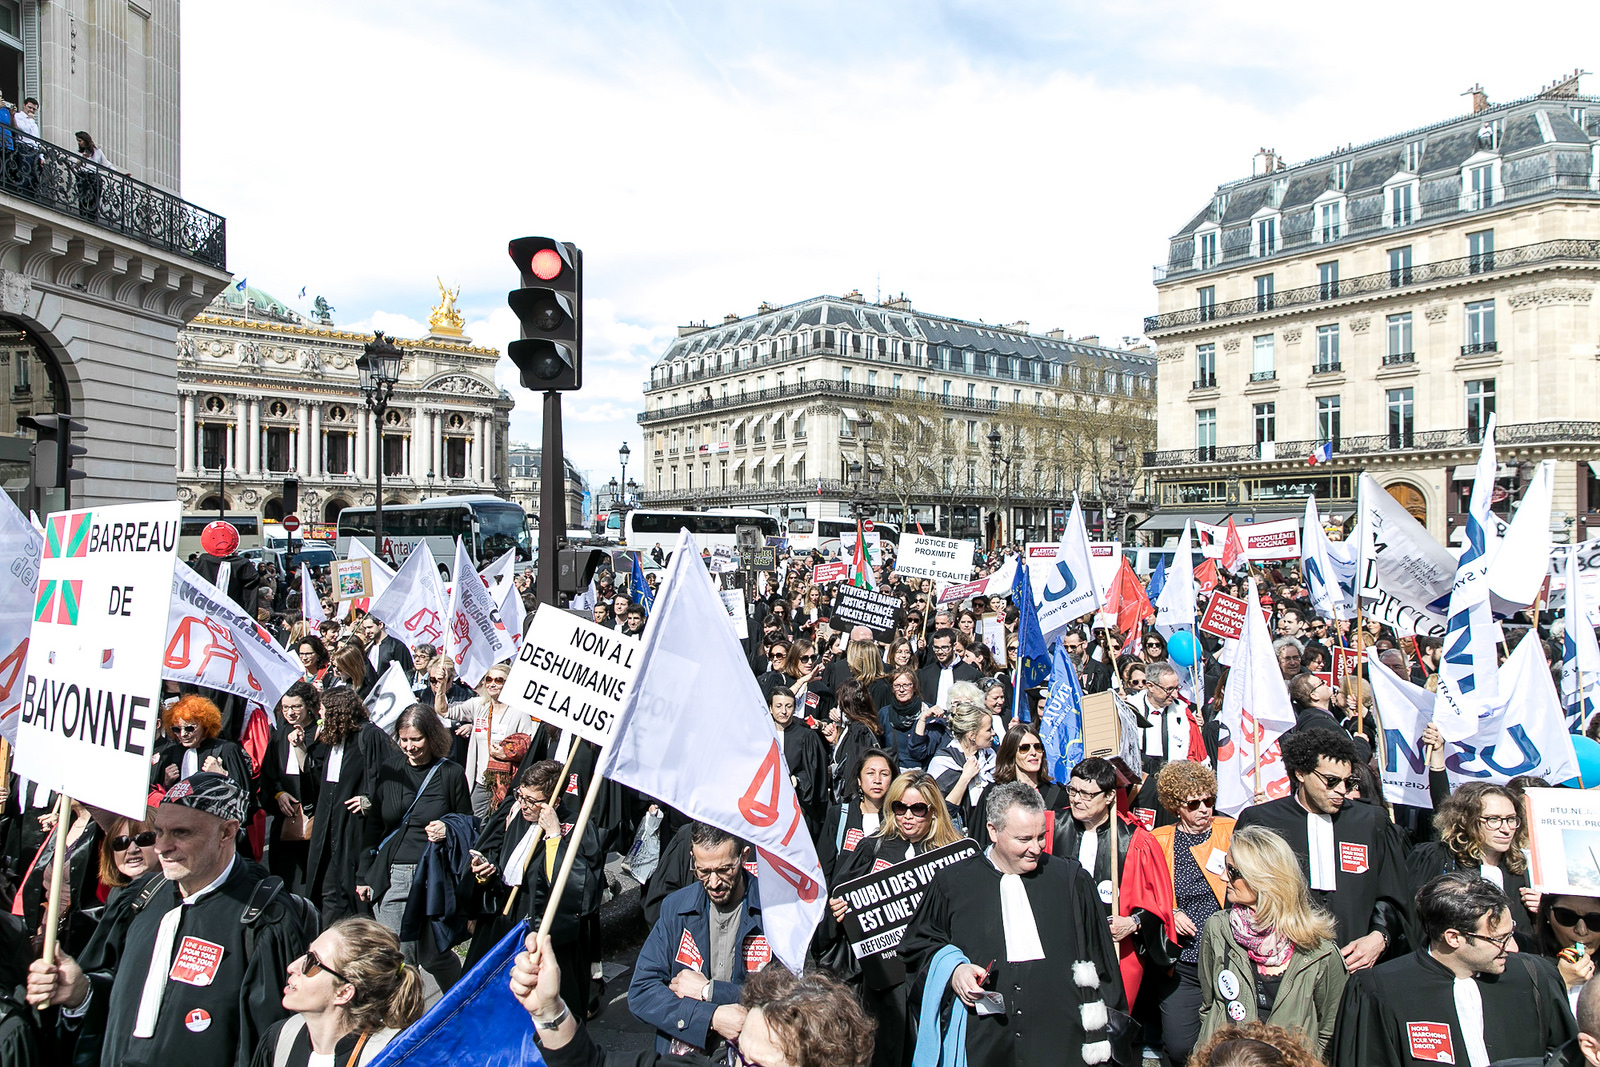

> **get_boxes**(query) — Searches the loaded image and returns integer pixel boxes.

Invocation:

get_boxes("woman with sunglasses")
[443,661,534,817]
[155,693,254,800]
[1410,781,1538,947]
[1195,826,1347,1060]
[96,813,158,904]
[258,916,425,1066]
[992,722,1063,810]
[1141,631,1169,664]
[1538,893,1600,1012]
[829,770,963,1067]
[1149,762,1236,1066]
[780,638,833,719]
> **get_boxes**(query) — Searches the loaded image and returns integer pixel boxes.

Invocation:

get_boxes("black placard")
[836,839,978,987]
[831,584,903,640]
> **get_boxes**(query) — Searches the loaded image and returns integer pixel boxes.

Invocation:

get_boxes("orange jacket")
[1150,817,1236,911]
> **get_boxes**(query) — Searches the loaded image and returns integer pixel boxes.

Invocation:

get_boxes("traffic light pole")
[536,389,563,608]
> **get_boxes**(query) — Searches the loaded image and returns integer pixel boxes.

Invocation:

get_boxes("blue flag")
[1011,561,1050,723]
[369,920,543,1067]
[1039,641,1085,784]
[1147,554,1167,604]
[631,553,655,613]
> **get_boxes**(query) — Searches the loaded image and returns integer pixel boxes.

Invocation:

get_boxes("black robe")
[1235,795,1412,950]
[1330,948,1575,1067]
[303,721,396,923]
[898,852,1125,1067]
[77,861,309,1067]
[1406,841,1535,948]
[154,737,256,813]
[777,718,828,837]
[256,720,317,893]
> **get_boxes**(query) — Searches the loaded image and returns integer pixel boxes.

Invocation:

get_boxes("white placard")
[896,534,974,585]
[16,502,180,819]
[503,606,642,746]
[709,545,738,574]
[1527,788,1600,895]
[720,587,749,638]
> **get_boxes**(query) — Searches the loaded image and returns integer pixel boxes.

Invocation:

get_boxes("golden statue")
[428,277,466,336]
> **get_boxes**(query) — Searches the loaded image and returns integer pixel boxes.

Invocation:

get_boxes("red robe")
[1114,813,1176,1007]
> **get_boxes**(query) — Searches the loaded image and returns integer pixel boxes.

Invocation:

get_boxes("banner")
[1526,788,1600,895]
[446,538,518,687]
[832,585,903,641]
[1215,579,1295,815]
[368,542,449,658]
[937,578,987,605]
[1562,542,1600,729]
[1433,418,1500,742]
[504,607,640,747]
[598,529,826,972]
[1195,516,1301,562]
[1198,592,1250,640]
[895,534,975,585]
[1301,496,1356,622]
[1487,459,1553,613]
[1031,496,1105,642]
[811,562,849,585]
[1371,651,1439,809]
[366,660,416,732]
[0,493,41,743]
[836,840,979,986]
[16,502,180,819]
[1549,536,1600,627]
[164,560,304,711]
[1355,473,1454,632]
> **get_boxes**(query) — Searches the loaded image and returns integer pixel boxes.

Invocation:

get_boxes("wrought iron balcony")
[1382,352,1416,366]
[0,130,226,268]
[1249,370,1277,382]
[1193,375,1217,389]
[1312,361,1342,374]
[1461,342,1499,356]
[1144,419,1600,468]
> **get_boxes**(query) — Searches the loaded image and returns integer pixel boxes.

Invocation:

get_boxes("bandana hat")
[162,772,248,823]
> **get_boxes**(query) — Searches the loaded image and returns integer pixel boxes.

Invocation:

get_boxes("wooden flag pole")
[536,755,610,941]
[39,792,70,965]
[1107,804,1120,915]
[503,736,585,917]
[1352,597,1368,739]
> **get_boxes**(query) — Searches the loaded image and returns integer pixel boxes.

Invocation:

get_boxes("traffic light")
[507,237,582,391]
[557,547,607,595]
[18,413,87,489]
[282,477,299,517]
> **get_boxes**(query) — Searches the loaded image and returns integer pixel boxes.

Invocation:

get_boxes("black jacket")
[915,660,979,706]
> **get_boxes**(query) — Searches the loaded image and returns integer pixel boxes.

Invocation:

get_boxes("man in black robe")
[1331,871,1575,1067]
[25,773,312,1067]
[769,690,827,837]
[1235,726,1410,970]
[900,781,1124,1067]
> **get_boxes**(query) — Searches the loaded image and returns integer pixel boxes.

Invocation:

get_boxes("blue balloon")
[1561,735,1600,789]
[1165,629,1198,667]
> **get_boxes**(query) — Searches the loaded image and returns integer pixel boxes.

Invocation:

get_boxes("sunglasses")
[112,831,157,851]
[173,723,202,734]
[299,949,356,987]
[1016,743,1044,754]
[891,801,930,817]
[1226,864,1245,883]
[1180,796,1217,812]
[1314,771,1362,792]
[1552,906,1600,930]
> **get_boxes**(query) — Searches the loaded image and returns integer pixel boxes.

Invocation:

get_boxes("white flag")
[1368,649,1438,808]
[1562,543,1600,731]
[1032,495,1104,641]
[498,572,527,649]
[368,541,448,658]
[339,540,397,620]
[1300,496,1356,621]
[299,563,326,625]
[365,659,416,732]
[478,548,517,597]
[164,560,304,710]
[1433,416,1501,742]
[1216,578,1295,816]
[446,538,517,687]
[1154,520,1197,633]
[1487,459,1554,614]
[0,493,41,743]
[1463,634,1578,786]
[1355,473,1455,635]
[598,529,825,972]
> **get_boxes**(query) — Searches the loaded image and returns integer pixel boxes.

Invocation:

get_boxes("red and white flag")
[0,492,40,743]
[1194,557,1220,597]
[1220,519,1246,575]
[446,538,518,687]
[599,529,825,972]
[1099,556,1153,641]
[164,560,304,710]
[368,541,448,660]
[1216,578,1296,815]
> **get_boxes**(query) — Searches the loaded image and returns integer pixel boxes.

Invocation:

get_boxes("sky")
[180,2,1595,494]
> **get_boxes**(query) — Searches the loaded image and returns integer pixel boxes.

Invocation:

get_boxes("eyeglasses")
[112,831,157,851]
[173,723,202,735]
[1016,743,1043,754]
[1180,796,1217,812]
[485,677,507,687]
[1552,906,1600,931]
[1125,678,1146,689]
[1067,786,1107,801]
[1147,683,1180,696]
[1480,815,1521,830]
[1314,771,1362,792]
[299,949,356,987]
[693,863,741,881]
[516,792,547,807]
[891,801,930,817]
[1458,929,1517,953]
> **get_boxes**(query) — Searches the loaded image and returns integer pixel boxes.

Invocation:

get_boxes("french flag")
[1307,441,1333,465]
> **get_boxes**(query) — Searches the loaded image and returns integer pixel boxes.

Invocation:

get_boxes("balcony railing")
[1382,352,1416,366]
[1144,419,1600,467]
[1145,238,1600,333]
[1193,376,1217,389]
[1249,370,1277,382]
[0,130,226,268]
[1312,362,1342,374]
[1461,341,1499,356]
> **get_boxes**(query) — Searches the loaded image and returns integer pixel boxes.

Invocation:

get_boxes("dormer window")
[1383,172,1421,228]
[1460,152,1503,212]
[1269,177,1289,207]
[1333,161,1352,191]
[1194,224,1220,269]
[1404,138,1425,172]
[1251,209,1280,257]
[1312,190,1346,244]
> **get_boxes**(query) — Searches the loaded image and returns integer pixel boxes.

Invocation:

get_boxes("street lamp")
[619,441,630,504]
[357,331,404,561]
[987,426,1012,549]
[1108,438,1131,543]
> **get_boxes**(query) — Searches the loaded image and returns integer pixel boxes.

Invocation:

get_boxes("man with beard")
[1064,629,1113,694]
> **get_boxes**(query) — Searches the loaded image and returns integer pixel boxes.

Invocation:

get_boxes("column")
[413,405,427,478]
[179,392,195,473]
[225,416,236,472]
[471,415,485,483]
[296,402,310,477]
[432,413,444,479]
[355,409,368,481]
[309,403,322,478]
[246,398,260,475]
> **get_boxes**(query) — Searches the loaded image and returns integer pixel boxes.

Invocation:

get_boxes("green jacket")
[1196,910,1349,1059]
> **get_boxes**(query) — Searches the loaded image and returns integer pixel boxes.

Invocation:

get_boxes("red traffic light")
[530,248,564,281]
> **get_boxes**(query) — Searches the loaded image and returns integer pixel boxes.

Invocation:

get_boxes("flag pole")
[39,792,70,967]
[1107,804,1120,915]
[502,737,587,917]
[536,750,610,940]
[1352,596,1368,740]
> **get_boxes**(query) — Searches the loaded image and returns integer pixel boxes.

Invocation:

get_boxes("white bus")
[335,495,534,570]
[621,508,781,552]
[787,516,900,559]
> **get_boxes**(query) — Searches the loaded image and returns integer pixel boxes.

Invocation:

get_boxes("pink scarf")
[1228,905,1295,968]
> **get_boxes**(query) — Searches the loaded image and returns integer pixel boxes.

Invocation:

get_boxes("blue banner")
[1039,641,1085,784]
[1011,561,1049,722]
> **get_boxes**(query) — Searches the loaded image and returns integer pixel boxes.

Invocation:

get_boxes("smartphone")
[469,849,487,862]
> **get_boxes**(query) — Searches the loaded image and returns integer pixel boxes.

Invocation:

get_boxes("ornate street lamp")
[987,426,1012,549]
[357,331,404,560]
[619,441,631,504]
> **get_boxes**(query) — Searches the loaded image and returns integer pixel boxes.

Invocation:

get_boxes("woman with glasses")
[296,634,331,687]
[1141,631,1169,664]
[1149,762,1236,1066]
[992,721,1062,808]
[780,638,833,719]
[467,759,605,1016]
[1411,782,1538,945]
[155,693,254,799]
[1538,894,1600,1012]
[257,917,425,1066]
[443,661,534,817]
[357,705,474,992]
[95,812,158,905]
[1195,826,1347,1060]
[878,667,939,771]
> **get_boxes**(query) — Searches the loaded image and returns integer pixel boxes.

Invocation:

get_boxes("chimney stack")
[1252,147,1280,176]
[1464,83,1490,114]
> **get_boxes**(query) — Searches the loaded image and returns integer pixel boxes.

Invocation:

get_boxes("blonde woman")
[444,661,535,817]
[1196,826,1347,1060]
[924,681,996,829]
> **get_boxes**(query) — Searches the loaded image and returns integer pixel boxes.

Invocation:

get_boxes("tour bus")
[178,513,262,559]
[619,508,781,553]
[335,495,535,570]
[787,515,901,559]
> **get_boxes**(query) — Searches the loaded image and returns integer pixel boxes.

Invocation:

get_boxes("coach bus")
[335,495,534,569]
[619,508,781,553]
[787,515,900,558]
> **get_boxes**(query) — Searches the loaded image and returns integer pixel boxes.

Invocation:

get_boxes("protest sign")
[719,587,749,639]
[16,502,180,819]
[1198,591,1250,640]
[743,547,777,571]
[332,557,372,601]
[504,606,641,747]
[0,494,41,743]
[937,578,987,604]
[832,584,903,640]
[1355,473,1455,628]
[163,560,303,710]
[895,534,974,585]
[1526,788,1600,895]
[836,840,978,986]
[1195,517,1301,562]
[981,614,1007,665]
[709,545,738,574]
[812,561,849,585]
[1549,536,1600,627]
[1331,646,1359,688]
